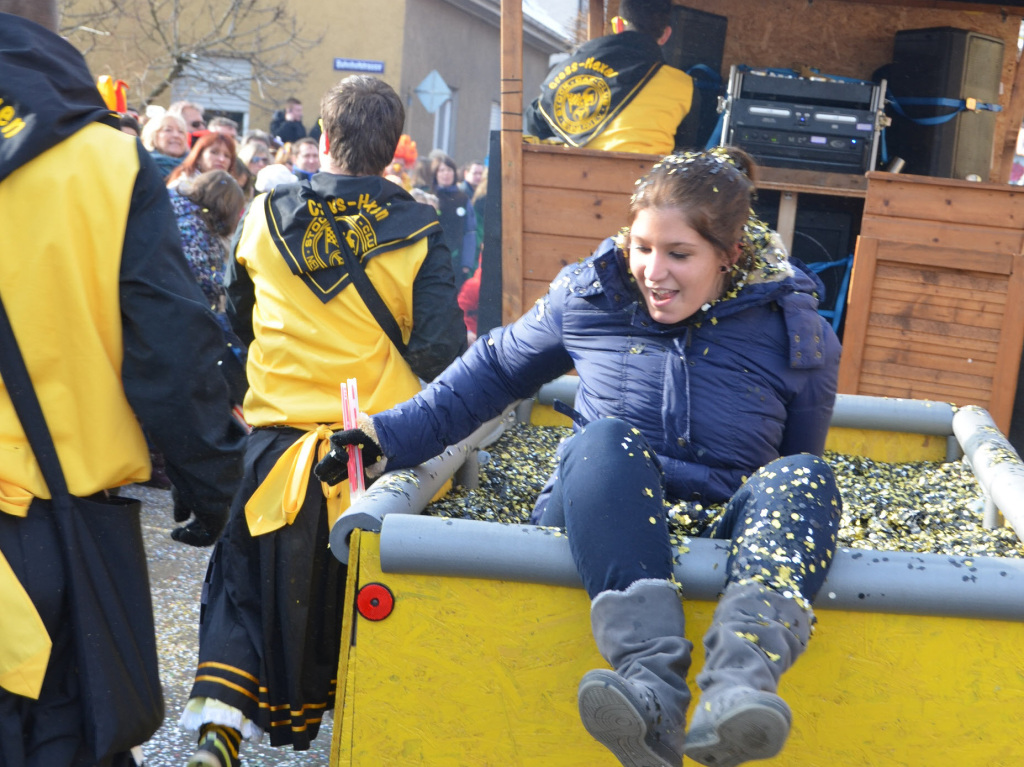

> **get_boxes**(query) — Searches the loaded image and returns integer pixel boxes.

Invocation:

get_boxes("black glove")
[314,427,383,486]
[170,487,227,547]
[171,517,222,547]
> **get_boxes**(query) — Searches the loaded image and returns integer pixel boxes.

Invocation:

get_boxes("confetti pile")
[425,423,1024,560]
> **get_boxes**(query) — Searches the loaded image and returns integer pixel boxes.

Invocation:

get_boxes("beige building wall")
[280,1,407,134]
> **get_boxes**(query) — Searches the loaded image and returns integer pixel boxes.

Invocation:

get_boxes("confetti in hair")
[620,147,793,317]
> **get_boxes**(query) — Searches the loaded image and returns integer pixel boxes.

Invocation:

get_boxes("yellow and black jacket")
[524,30,698,155]
[227,174,468,429]
[222,174,466,535]
[0,12,244,699]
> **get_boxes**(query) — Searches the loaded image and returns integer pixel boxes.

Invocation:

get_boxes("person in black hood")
[0,1,246,765]
[523,0,701,155]
[269,96,306,145]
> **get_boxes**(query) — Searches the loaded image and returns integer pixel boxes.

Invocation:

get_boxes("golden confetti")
[420,425,1022,560]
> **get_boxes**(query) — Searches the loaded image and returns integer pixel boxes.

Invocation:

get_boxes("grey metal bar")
[828,394,955,435]
[378,514,1024,622]
[328,409,515,564]
[953,405,1024,539]
[535,377,958,436]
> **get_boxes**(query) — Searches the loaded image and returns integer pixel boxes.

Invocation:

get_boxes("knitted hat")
[255,164,298,193]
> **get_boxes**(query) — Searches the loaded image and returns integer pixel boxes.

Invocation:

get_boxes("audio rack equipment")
[721,66,886,174]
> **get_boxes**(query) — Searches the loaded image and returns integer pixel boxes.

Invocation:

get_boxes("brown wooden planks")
[523,145,656,193]
[522,232,596,281]
[862,174,1024,229]
[840,173,1024,432]
[860,215,1024,256]
[523,186,632,238]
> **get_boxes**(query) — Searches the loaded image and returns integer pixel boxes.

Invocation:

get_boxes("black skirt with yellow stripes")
[188,427,345,749]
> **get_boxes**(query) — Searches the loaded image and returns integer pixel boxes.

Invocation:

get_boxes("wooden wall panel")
[522,187,632,237]
[517,144,654,313]
[861,175,1024,231]
[523,145,658,191]
[839,173,1024,431]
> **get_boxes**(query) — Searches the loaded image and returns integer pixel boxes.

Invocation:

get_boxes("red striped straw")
[341,378,365,500]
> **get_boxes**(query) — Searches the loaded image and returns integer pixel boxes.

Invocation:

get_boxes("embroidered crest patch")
[552,74,612,136]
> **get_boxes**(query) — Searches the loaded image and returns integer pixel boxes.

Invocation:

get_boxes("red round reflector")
[356,582,395,621]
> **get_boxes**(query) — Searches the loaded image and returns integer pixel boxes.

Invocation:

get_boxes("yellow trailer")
[329,2,1024,761]
[328,394,1024,766]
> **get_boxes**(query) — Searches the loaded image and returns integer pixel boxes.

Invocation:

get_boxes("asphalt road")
[130,484,333,767]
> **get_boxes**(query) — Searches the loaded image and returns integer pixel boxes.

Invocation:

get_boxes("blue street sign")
[333,58,385,74]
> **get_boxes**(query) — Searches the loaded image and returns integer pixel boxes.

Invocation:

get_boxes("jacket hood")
[263,173,442,304]
[536,30,666,147]
[0,13,118,184]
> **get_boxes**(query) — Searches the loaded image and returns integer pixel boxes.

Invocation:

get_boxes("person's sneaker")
[187,725,241,767]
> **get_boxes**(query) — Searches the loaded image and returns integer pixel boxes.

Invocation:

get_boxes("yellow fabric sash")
[0,550,51,699]
[0,397,52,701]
[245,424,350,537]
[0,480,34,518]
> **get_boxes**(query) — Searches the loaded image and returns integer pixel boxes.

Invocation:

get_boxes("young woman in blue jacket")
[316,147,843,767]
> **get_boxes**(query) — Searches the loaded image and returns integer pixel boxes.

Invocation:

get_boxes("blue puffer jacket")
[372,237,841,509]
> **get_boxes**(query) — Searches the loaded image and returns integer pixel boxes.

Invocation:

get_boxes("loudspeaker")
[661,5,728,147]
[883,27,1004,180]
[661,5,727,76]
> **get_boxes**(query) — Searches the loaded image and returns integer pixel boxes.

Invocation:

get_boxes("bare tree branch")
[59,0,122,55]
[59,0,320,110]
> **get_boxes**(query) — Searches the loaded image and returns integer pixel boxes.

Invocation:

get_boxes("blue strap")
[888,94,1002,125]
[687,64,723,90]
[704,109,725,150]
[553,399,589,427]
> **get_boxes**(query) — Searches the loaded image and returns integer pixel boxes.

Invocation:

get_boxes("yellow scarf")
[0,496,51,699]
[245,424,350,536]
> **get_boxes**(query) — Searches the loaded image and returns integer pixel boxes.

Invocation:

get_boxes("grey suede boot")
[578,578,692,767]
[683,582,813,767]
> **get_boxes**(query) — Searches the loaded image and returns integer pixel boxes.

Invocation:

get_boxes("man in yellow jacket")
[524,0,701,155]
[0,1,245,764]
[179,75,467,767]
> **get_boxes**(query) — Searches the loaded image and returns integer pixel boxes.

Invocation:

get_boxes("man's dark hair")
[320,76,404,176]
[208,116,239,132]
[286,97,302,108]
[619,0,672,40]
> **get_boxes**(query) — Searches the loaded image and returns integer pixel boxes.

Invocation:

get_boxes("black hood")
[536,30,665,147]
[0,13,117,184]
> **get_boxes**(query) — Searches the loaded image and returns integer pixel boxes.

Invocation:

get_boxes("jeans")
[537,417,841,602]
